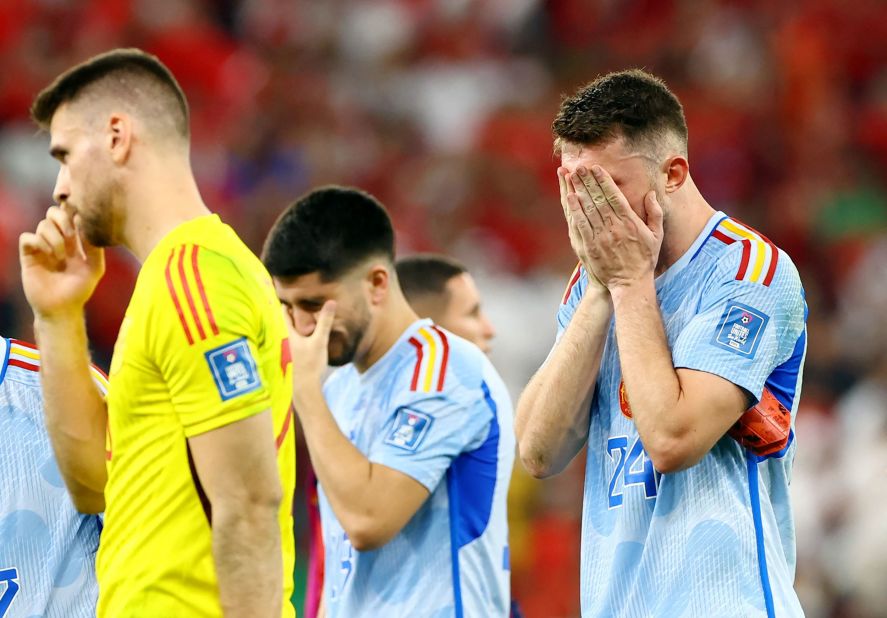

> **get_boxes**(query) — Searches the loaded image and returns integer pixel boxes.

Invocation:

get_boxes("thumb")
[644,191,664,238]
[314,300,337,340]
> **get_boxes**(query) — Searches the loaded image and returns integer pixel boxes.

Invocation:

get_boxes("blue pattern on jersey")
[0,338,100,618]
[557,212,807,617]
[318,320,514,617]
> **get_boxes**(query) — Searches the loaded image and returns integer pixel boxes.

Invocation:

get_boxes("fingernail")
[591,165,603,177]
[577,167,587,177]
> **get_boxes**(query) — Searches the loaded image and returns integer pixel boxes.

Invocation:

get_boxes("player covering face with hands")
[264,186,515,618]
[515,69,807,617]
[20,48,296,618]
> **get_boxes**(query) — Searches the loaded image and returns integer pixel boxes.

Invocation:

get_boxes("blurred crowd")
[1,0,886,616]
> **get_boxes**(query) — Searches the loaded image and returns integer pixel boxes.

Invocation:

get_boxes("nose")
[53,167,69,205]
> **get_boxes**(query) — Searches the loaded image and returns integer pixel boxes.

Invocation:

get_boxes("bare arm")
[515,286,611,478]
[577,164,748,473]
[188,411,283,618]
[287,302,429,552]
[295,382,430,551]
[20,205,107,513]
[610,280,749,472]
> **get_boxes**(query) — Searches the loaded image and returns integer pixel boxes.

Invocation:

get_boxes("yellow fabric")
[98,215,295,617]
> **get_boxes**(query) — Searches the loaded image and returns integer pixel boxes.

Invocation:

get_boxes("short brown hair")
[552,69,688,157]
[31,48,190,139]
[396,254,468,305]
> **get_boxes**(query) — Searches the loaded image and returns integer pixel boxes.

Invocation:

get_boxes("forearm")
[294,385,380,534]
[515,287,612,477]
[212,502,282,617]
[33,312,107,509]
[610,278,686,462]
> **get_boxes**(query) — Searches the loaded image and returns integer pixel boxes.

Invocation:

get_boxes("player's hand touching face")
[284,300,336,390]
[19,203,105,319]
[566,164,664,290]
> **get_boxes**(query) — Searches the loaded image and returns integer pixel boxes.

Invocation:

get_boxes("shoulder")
[705,217,798,287]
[393,324,501,410]
[0,338,108,395]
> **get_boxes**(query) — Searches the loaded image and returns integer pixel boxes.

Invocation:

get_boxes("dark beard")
[328,304,371,366]
[79,180,121,247]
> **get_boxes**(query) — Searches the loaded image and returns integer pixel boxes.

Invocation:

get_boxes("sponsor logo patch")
[205,338,262,401]
[383,407,432,452]
[712,302,769,358]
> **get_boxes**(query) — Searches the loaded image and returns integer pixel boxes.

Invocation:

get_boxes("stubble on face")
[327,298,372,367]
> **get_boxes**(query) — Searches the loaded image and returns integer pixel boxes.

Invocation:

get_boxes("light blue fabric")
[557,213,807,617]
[319,320,514,617]
[0,338,101,618]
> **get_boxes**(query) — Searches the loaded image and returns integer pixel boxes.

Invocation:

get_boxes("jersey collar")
[655,210,727,289]
[359,318,434,383]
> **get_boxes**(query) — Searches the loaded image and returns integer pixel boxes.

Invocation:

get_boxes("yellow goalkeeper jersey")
[98,214,295,617]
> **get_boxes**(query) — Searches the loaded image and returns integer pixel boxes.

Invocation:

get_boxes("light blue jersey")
[319,319,514,617]
[0,337,105,618]
[558,212,807,618]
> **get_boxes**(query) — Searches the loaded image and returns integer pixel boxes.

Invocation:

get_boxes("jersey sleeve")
[556,263,587,341]
[152,244,273,437]
[368,383,493,492]
[671,243,806,402]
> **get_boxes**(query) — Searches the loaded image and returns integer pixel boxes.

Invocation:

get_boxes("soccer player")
[19,49,295,617]
[0,336,107,617]
[263,186,515,617]
[396,254,496,354]
[515,70,807,617]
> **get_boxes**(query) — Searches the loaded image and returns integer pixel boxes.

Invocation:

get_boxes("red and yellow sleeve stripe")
[9,339,40,372]
[9,338,110,394]
[407,325,451,393]
[164,244,220,345]
[711,219,779,287]
[561,262,582,305]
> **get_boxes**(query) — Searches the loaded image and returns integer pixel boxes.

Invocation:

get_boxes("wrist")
[292,378,325,412]
[33,310,86,330]
[609,275,656,307]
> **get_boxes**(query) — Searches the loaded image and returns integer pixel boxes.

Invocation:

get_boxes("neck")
[355,292,420,373]
[121,151,211,263]
[654,175,716,277]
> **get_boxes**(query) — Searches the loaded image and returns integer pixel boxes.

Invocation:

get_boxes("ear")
[108,113,133,165]
[663,155,689,193]
[366,264,390,306]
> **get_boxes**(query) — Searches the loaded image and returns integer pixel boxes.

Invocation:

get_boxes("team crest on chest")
[618,380,633,419]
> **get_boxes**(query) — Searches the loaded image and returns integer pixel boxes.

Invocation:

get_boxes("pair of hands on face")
[558,165,664,292]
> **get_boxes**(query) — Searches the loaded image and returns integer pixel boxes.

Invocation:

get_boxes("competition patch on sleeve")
[711,302,769,357]
[205,338,262,401]
[383,407,432,452]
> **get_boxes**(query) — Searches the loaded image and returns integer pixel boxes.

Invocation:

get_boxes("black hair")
[262,186,396,281]
[396,254,467,305]
[553,69,687,155]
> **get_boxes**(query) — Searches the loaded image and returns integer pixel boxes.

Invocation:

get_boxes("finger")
[644,191,664,238]
[46,205,76,238]
[557,167,574,220]
[19,232,55,260]
[35,218,69,262]
[570,172,605,235]
[565,193,597,248]
[313,300,337,342]
[591,165,633,220]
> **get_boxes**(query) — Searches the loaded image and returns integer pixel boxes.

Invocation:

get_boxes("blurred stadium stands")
[1,1,886,616]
